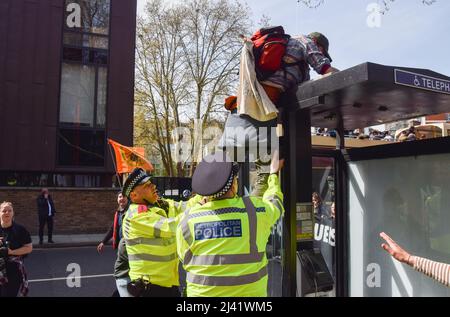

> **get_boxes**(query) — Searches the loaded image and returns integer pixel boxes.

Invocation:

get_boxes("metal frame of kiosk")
[278,62,450,296]
[231,62,450,296]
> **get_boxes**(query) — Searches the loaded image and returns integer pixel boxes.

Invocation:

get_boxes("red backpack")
[251,26,290,80]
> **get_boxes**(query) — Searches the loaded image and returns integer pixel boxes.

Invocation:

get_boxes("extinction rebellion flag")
[107,138,154,174]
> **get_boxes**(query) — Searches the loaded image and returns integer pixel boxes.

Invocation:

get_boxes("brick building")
[0,0,137,234]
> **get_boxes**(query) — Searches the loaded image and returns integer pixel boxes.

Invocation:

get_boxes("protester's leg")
[251,158,270,197]
[47,216,54,242]
[115,276,133,297]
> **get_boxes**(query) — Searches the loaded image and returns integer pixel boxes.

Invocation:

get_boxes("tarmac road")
[25,245,117,297]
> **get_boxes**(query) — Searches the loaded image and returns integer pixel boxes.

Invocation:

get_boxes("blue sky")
[137,0,450,77]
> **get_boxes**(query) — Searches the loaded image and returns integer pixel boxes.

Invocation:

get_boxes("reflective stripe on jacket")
[123,196,203,287]
[176,174,284,297]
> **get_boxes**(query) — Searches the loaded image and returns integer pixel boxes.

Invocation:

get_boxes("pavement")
[31,234,105,248]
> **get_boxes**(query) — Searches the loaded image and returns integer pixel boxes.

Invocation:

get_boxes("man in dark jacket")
[97,192,128,253]
[36,188,56,245]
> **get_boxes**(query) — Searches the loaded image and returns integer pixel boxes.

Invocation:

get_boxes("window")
[58,129,105,166]
[63,32,108,49]
[59,63,107,127]
[64,0,110,35]
[349,153,450,296]
[0,172,112,187]
[60,63,96,127]
[311,156,336,292]
[58,0,110,167]
[97,67,107,127]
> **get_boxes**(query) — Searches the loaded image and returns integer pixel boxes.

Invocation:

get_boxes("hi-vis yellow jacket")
[176,174,284,297]
[123,197,201,287]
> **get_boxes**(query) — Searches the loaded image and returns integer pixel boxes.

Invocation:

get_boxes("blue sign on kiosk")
[395,69,450,95]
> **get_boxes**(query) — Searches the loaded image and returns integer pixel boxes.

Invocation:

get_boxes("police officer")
[176,150,285,297]
[122,168,200,297]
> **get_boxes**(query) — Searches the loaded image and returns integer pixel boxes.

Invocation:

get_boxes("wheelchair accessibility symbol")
[414,76,421,87]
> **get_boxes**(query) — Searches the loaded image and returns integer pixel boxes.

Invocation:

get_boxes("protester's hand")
[239,34,248,43]
[97,242,104,253]
[380,232,414,266]
[270,150,285,174]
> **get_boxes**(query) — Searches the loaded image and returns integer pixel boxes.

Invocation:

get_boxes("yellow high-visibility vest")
[176,174,284,297]
[123,196,202,287]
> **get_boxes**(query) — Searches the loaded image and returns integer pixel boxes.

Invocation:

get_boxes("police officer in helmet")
[122,168,201,297]
[176,150,285,297]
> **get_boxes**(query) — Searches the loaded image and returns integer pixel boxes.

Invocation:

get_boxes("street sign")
[394,69,450,95]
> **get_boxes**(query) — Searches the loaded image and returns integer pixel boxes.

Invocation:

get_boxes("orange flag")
[108,139,154,174]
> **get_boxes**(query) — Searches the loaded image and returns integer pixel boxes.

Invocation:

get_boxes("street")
[26,246,117,297]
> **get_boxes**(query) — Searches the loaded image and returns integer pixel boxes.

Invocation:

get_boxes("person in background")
[380,232,449,287]
[36,188,56,244]
[97,192,128,253]
[224,96,238,114]
[312,192,328,220]
[97,192,131,297]
[0,202,32,297]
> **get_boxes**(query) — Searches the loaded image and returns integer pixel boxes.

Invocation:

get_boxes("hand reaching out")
[380,232,414,266]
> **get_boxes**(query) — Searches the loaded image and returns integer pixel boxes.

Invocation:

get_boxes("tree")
[298,0,436,13]
[135,0,188,177]
[134,0,252,176]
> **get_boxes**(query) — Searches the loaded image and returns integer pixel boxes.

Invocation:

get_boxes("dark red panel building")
[0,0,136,187]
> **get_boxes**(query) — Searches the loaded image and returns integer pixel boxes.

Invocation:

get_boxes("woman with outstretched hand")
[380,232,449,287]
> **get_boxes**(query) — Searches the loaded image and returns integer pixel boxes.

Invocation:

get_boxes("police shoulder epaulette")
[137,204,149,214]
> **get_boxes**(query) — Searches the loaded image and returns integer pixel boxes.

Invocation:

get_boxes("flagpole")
[108,141,123,189]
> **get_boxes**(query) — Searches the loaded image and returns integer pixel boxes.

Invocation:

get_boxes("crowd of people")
[312,126,429,142]
[313,127,397,141]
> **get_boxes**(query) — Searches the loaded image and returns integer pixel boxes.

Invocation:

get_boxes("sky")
[136,0,450,76]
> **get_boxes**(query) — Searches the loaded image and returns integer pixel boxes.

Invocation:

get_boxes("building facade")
[0,0,136,233]
[0,0,136,187]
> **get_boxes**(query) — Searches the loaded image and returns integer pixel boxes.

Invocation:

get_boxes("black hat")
[122,167,152,198]
[309,32,332,62]
[192,152,239,199]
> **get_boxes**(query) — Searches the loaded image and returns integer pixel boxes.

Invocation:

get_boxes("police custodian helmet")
[122,167,152,198]
[192,152,239,199]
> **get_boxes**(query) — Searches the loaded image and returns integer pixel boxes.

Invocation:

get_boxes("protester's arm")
[380,232,450,287]
[102,222,114,244]
[98,221,114,253]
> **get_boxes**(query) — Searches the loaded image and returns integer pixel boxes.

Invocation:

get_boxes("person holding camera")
[0,201,32,297]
